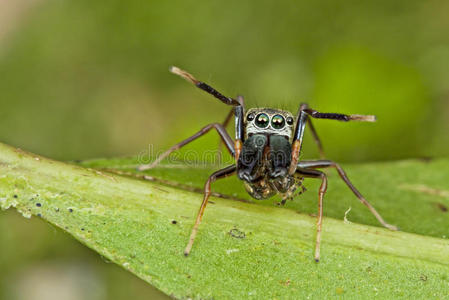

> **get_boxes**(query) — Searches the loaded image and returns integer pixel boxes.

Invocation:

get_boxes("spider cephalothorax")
[237,108,295,199]
[138,66,398,262]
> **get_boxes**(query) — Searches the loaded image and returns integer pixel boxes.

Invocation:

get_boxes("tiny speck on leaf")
[229,228,245,239]
[68,208,73,213]
[37,213,42,217]
[420,274,428,281]
[36,203,41,207]
[281,279,291,286]
[13,195,18,198]
[81,228,85,231]
[171,220,177,224]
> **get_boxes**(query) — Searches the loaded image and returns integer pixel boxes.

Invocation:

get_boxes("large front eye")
[271,115,285,129]
[255,113,269,128]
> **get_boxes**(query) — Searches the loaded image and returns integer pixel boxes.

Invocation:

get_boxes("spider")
[138,66,398,262]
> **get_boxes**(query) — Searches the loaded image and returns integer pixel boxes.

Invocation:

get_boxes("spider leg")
[222,107,235,129]
[288,103,376,174]
[170,66,241,106]
[306,116,325,159]
[217,96,245,162]
[137,123,235,171]
[297,160,398,231]
[184,164,237,256]
[303,108,376,122]
[296,167,328,262]
[216,108,234,163]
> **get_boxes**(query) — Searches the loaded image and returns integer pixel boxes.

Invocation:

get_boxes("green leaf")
[1,142,449,299]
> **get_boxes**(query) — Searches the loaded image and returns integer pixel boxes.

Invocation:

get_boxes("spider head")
[244,108,294,140]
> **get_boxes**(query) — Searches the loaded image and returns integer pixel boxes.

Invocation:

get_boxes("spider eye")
[255,113,269,128]
[286,116,294,125]
[271,115,285,129]
[247,113,255,121]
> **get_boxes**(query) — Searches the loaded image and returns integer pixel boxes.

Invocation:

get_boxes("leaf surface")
[1,143,449,299]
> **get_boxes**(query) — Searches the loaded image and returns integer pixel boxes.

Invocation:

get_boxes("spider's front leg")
[217,96,245,162]
[288,103,376,174]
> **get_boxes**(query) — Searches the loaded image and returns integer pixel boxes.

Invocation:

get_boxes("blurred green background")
[1,0,448,299]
